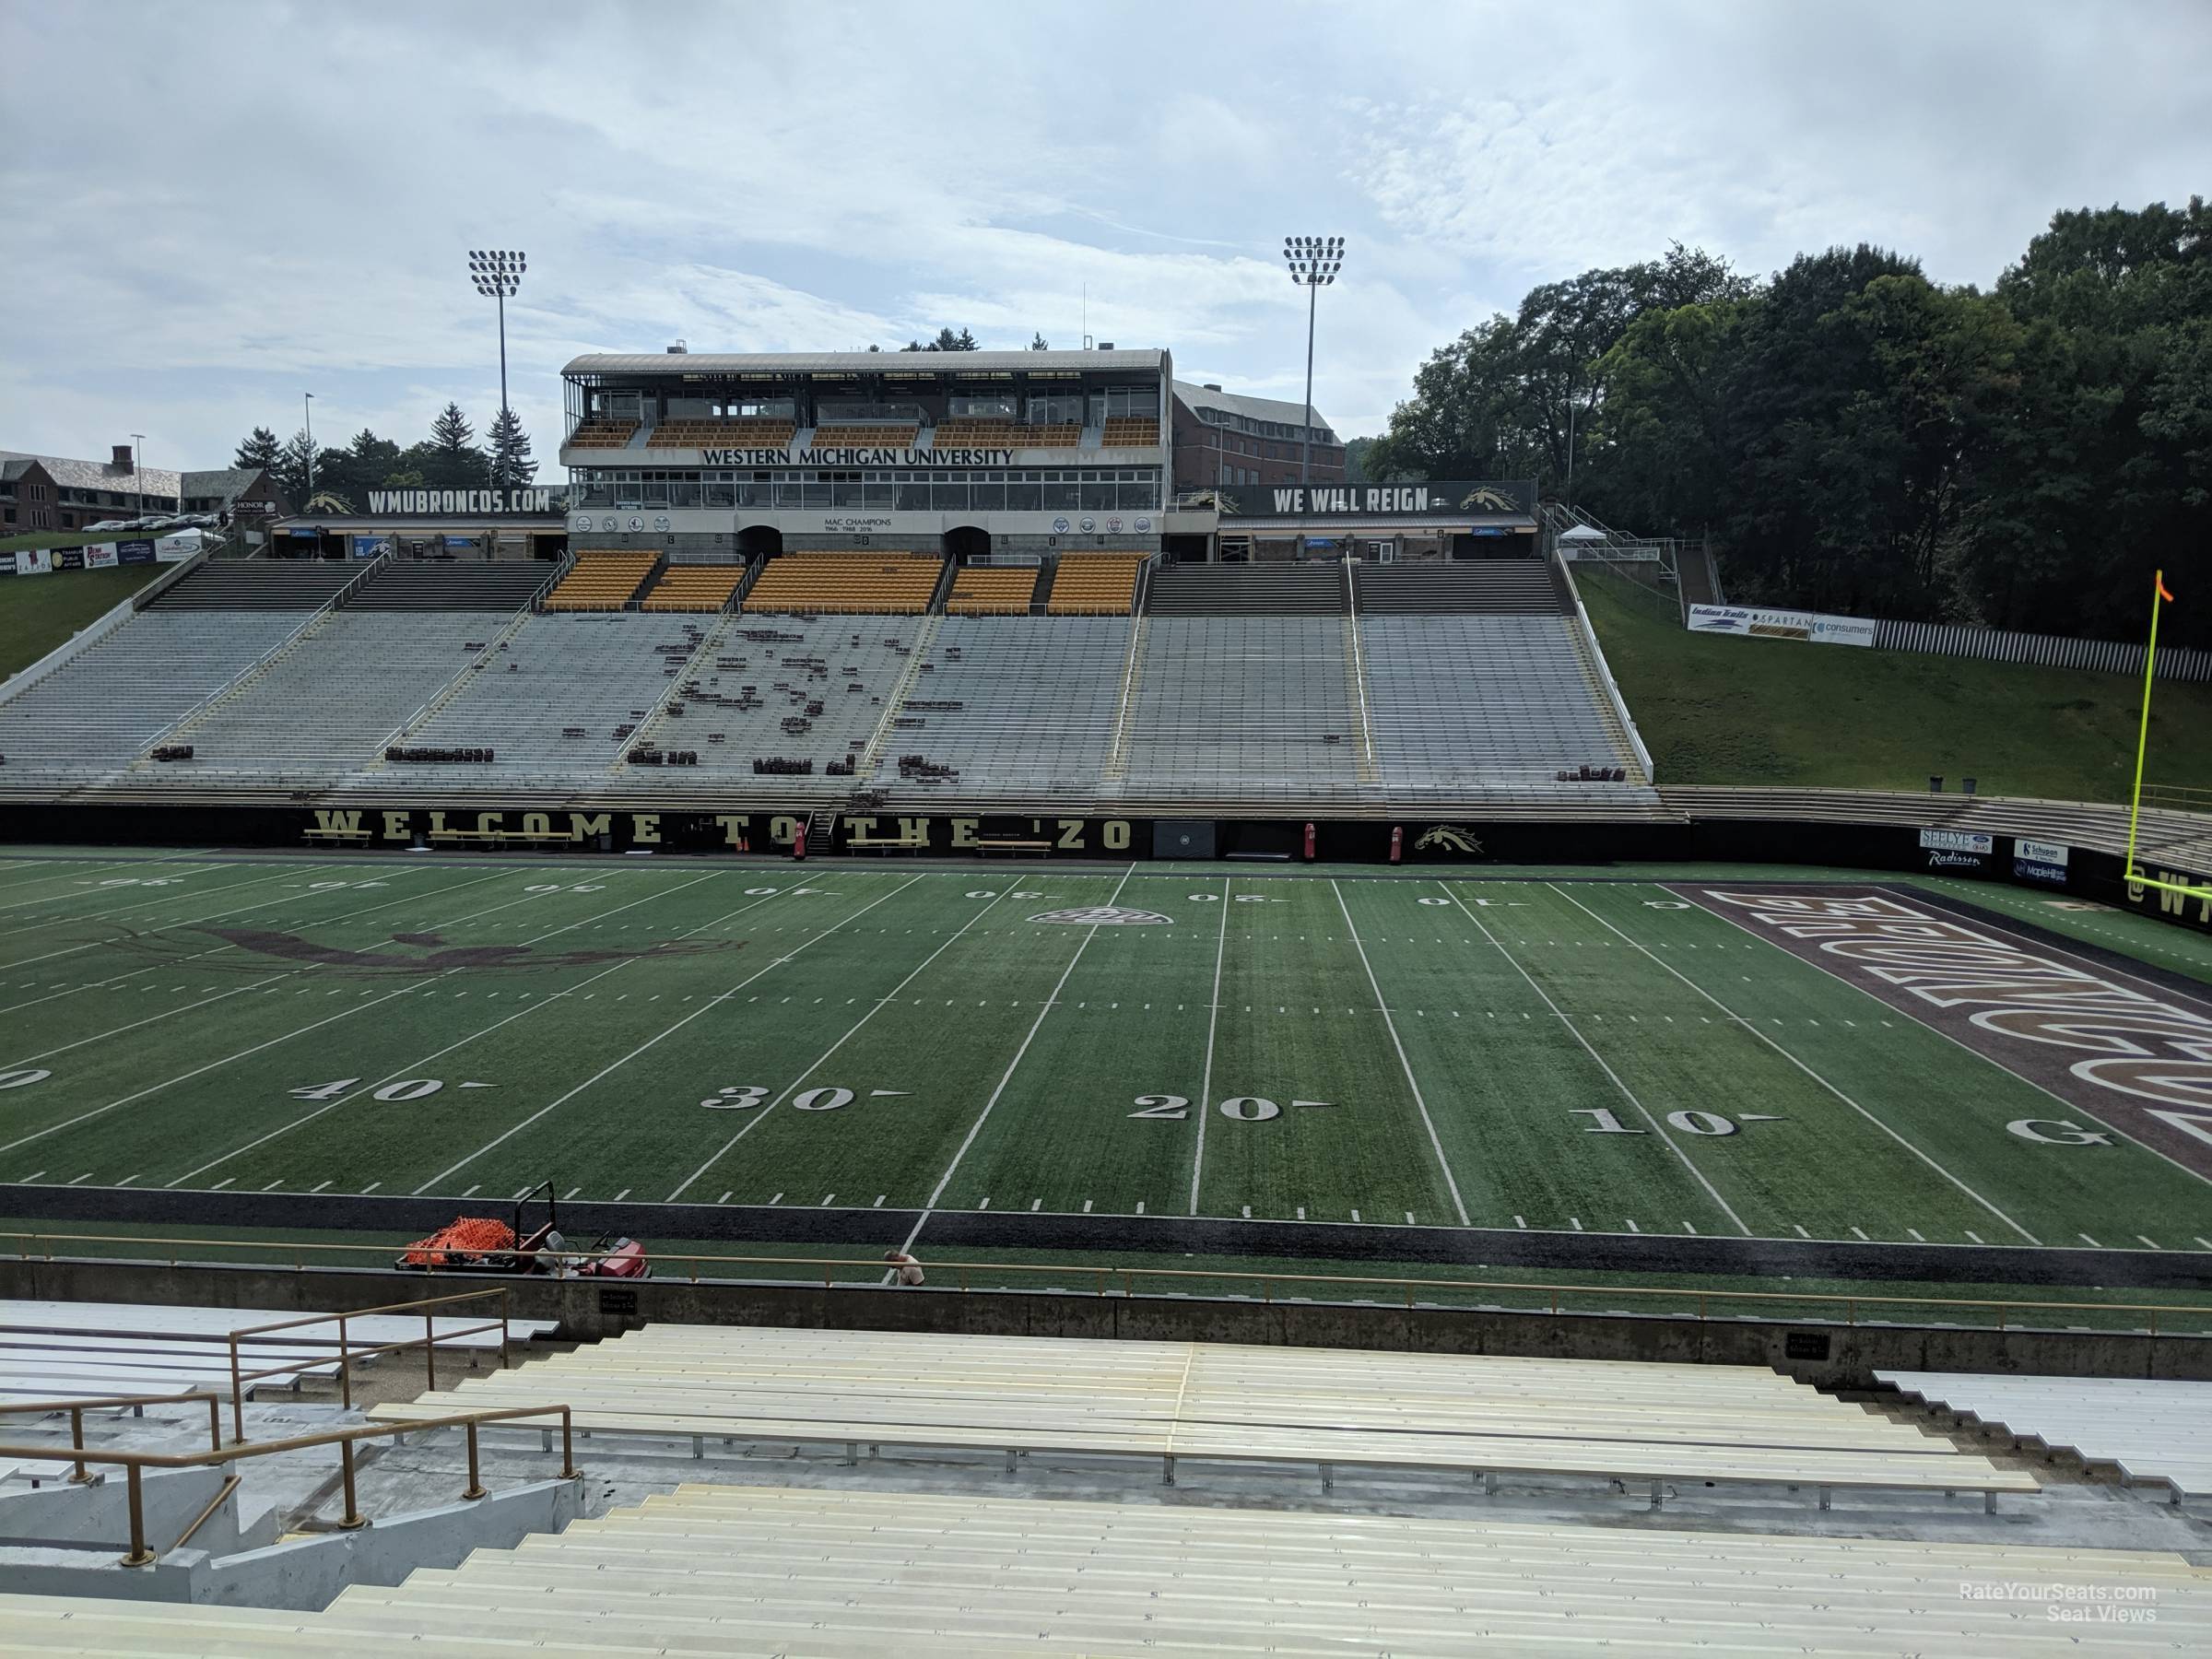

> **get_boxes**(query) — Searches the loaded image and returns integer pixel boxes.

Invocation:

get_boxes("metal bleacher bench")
[974,837,1051,855]
[372,1326,2038,1513]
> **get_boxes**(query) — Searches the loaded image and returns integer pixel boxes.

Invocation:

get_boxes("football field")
[2,849,2208,1264]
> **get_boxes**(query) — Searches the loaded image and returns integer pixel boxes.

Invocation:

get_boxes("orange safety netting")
[401,1216,515,1266]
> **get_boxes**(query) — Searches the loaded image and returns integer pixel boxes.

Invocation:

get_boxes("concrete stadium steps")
[1144,562,1347,616]
[1122,617,1366,794]
[8,1498,2210,1654]
[371,1325,2033,1505]
[1355,559,1571,615]
[1879,1371,2212,1503]
[143,562,359,610]
[345,560,553,610]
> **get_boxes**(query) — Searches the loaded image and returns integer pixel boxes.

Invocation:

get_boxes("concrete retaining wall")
[5,1256,2206,1387]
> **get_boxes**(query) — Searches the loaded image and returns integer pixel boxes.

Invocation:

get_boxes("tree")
[233,427,281,474]
[431,402,475,455]
[271,429,315,504]
[421,403,488,489]
[1030,332,1050,350]
[902,326,981,351]
[347,429,402,479]
[487,406,536,488]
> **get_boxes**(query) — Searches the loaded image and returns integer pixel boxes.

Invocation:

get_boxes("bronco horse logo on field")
[1416,826,1484,854]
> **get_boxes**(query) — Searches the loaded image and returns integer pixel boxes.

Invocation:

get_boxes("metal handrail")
[224,1287,512,1444]
[0,1390,224,1483]
[0,1403,576,1567]
[6,1230,2207,1335]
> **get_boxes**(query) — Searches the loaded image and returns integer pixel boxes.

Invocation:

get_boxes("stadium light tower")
[1283,235,1344,560]
[302,393,315,501]
[469,249,526,483]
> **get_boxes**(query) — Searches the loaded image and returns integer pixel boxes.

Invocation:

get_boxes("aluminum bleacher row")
[371,1325,2037,1511]
[0,553,1649,804]
[876,616,1129,793]
[645,418,794,449]
[11,1490,2206,1655]
[1879,1370,2212,1506]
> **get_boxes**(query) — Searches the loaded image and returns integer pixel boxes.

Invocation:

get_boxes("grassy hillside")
[0,566,165,677]
[1579,572,2212,802]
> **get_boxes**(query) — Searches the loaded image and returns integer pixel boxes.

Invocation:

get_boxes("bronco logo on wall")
[1416,826,1485,854]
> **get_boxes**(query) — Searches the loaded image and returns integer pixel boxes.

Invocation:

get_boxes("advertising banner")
[1919,827,1993,872]
[441,535,481,552]
[1690,604,1878,646]
[154,532,206,562]
[1206,478,1537,519]
[14,548,54,575]
[117,538,156,565]
[84,543,119,570]
[54,546,86,571]
[352,535,394,559]
[2014,838,2070,886]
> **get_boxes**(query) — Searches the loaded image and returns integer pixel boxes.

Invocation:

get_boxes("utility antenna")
[1082,284,1092,350]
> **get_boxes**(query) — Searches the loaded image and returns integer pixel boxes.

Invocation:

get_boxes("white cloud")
[1,0,2206,464]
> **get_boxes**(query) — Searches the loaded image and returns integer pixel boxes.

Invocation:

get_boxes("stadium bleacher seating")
[631,613,924,783]
[386,612,713,779]
[930,420,1080,449]
[347,560,552,611]
[0,564,353,779]
[645,418,795,449]
[639,563,745,612]
[542,549,658,611]
[810,422,918,445]
[149,611,504,778]
[743,551,941,615]
[870,616,1129,794]
[1879,1371,2212,1504]
[1124,617,1367,794]
[563,418,639,448]
[371,1325,2035,1508]
[945,565,1038,615]
[1146,561,1346,615]
[1362,616,1641,789]
[1046,551,1146,615]
[16,1487,2208,1653]
[1356,559,1569,615]
[1100,416,1160,446]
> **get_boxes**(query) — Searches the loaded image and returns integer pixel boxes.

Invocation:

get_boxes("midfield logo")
[1028,907,1172,926]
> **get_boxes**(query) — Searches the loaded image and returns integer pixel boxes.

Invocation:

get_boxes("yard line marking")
[1332,882,1469,1226]
[311,1181,331,1194]
[1906,1228,1924,1241]
[895,867,1136,1256]
[423,875,924,1194]
[1549,882,2041,1244]
[1683,1221,1696,1234]
[612,1188,631,1203]
[1440,881,1745,1236]
[1186,876,1233,1215]
[0,860,245,918]
[2079,1232,2102,1248]
[117,1174,138,1186]
[1351,1209,1361,1222]
[67,1171,89,1185]
[165,870,740,1186]
[717,1192,733,1205]
[360,1182,381,1194]
[665,887,1015,1201]
[461,1183,479,1198]
[1082,1199,1092,1213]
[1965,1229,1983,1243]
[1793,1223,1810,1238]
[1850,1226,1869,1241]
[2137,1235,2161,1250]
[210,1177,232,1191]
[1513,1215,1524,1229]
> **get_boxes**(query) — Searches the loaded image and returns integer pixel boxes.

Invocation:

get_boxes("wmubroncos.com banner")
[1688,604,1876,647]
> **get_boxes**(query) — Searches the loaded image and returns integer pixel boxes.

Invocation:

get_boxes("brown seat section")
[1047,552,1146,615]
[812,424,919,446]
[647,419,796,450]
[543,549,658,611]
[1101,418,1159,447]
[743,551,943,615]
[932,420,1081,449]
[565,419,639,449]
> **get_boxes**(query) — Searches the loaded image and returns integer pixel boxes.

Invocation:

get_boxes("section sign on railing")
[1688,604,1876,647]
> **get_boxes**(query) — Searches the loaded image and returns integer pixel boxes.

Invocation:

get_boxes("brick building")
[1169,380,1345,498]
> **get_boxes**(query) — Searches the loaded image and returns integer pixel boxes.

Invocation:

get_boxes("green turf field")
[3,850,2207,1262]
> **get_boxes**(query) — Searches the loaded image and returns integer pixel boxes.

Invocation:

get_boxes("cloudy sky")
[3,0,2206,475]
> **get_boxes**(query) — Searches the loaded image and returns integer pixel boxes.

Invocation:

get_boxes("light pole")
[1283,235,1343,561]
[129,432,146,515]
[302,392,315,502]
[470,249,526,485]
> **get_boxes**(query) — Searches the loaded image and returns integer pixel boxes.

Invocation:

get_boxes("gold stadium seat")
[641,564,746,612]
[742,551,944,616]
[543,549,659,611]
[564,419,639,449]
[947,566,1039,616]
[1102,417,1159,447]
[812,424,919,446]
[646,419,796,449]
[1047,552,1147,615]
